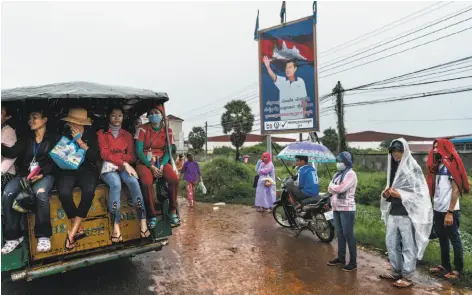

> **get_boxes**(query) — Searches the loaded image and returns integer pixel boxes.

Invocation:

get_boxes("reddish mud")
[147,201,470,295]
[3,200,470,295]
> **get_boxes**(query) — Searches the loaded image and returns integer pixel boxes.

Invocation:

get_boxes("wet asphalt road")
[2,201,470,295]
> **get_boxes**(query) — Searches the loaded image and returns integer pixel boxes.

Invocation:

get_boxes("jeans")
[2,175,55,240]
[57,170,98,219]
[434,210,464,273]
[333,211,357,266]
[386,215,416,280]
[102,170,146,224]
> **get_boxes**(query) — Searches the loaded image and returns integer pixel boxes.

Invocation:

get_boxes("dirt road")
[3,200,470,295]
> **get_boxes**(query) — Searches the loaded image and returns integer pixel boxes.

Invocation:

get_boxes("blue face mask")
[148,114,162,124]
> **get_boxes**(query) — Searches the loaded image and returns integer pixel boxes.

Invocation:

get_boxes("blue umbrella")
[277,142,336,163]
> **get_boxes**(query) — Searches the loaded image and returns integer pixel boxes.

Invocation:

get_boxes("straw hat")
[61,108,92,126]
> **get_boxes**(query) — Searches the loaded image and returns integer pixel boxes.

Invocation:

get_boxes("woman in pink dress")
[255,152,276,212]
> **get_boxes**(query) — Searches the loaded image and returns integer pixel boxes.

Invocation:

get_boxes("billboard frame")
[258,15,319,135]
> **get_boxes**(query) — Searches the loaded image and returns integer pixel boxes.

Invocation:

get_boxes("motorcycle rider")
[286,155,320,206]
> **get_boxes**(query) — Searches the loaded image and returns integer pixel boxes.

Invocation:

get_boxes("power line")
[319,25,472,79]
[345,85,472,107]
[352,75,472,91]
[319,7,472,71]
[320,55,472,102]
[319,2,449,57]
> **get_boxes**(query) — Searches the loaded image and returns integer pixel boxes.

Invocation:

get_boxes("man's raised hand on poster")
[263,56,277,82]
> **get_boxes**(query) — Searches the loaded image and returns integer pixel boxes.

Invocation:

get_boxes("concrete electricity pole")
[333,81,347,153]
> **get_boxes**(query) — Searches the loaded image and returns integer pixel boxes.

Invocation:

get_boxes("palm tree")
[221,100,254,161]
[188,126,206,151]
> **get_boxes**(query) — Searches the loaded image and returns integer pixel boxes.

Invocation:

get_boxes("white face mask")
[336,162,346,171]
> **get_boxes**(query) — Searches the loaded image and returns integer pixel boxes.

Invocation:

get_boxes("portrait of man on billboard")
[263,55,308,121]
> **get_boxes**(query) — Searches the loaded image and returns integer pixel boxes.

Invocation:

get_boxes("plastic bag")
[50,134,85,170]
[198,182,207,195]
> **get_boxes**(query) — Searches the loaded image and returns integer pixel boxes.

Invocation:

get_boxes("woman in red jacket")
[97,106,150,243]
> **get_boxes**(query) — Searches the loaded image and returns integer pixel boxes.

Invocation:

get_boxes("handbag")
[153,177,169,203]
[12,178,36,213]
[253,175,259,188]
[49,134,85,170]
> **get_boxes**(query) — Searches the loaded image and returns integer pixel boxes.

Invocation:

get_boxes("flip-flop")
[444,271,460,280]
[430,265,446,274]
[74,231,87,241]
[393,279,414,289]
[140,229,151,238]
[64,236,76,251]
[111,235,123,244]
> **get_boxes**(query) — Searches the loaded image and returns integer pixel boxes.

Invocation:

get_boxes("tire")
[312,213,335,243]
[272,204,293,228]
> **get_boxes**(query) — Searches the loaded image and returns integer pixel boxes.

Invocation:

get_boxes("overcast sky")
[2,1,472,139]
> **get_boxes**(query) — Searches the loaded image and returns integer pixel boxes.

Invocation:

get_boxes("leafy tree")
[321,128,338,153]
[221,100,254,161]
[188,126,206,151]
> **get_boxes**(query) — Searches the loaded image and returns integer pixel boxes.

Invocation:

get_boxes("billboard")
[258,16,319,135]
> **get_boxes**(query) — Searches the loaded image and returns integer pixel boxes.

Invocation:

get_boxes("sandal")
[37,238,51,253]
[378,273,402,281]
[1,237,24,255]
[64,235,76,251]
[74,230,87,241]
[430,265,446,274]
[393,279,414,288]
[111,235,123,244]
[169,213,180,225]
[147,217,158,229]
[140,229,151,238]
[444,271,460,280]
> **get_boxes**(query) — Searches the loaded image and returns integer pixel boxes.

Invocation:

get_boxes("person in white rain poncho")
[379,138,433,289]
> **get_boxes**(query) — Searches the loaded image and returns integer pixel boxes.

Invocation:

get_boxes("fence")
[354,152,472,172]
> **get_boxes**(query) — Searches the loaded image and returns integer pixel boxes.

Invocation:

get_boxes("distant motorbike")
[272,176,335,243]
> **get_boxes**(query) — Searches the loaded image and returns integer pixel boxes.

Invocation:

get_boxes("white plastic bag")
[198,182,207,195]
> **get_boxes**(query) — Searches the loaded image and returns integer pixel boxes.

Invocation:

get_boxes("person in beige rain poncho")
[378,138,433,289]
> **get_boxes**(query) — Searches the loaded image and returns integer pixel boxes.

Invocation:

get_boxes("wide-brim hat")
[61,108,92,126]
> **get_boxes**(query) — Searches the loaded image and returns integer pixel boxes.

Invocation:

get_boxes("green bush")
[212,146,235,156]
[193,157,255,205]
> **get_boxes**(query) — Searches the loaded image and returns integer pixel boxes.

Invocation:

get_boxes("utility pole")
[266,135,272,156]
[205,121,208,157]
[333,81,347,153]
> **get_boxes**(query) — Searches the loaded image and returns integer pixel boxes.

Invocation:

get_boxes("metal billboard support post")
[266,135,272,156]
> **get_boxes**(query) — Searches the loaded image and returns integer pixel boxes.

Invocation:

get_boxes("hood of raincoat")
[380,138,433,260]
[426,138,470,196]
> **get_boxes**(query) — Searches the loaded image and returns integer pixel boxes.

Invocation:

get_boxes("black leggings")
[57,171,98,219]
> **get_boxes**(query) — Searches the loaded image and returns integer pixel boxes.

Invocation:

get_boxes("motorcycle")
[272,176,335,243]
